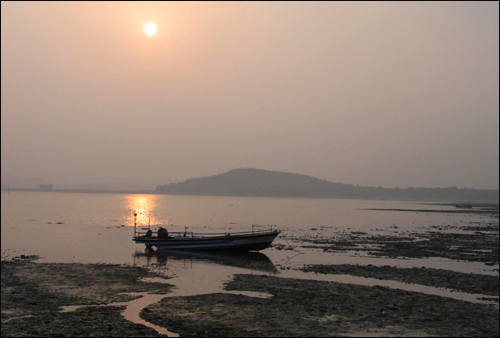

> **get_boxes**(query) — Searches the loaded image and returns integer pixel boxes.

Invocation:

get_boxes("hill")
[156,168,499,201]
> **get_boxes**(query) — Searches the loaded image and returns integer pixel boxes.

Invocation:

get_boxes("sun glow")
[144,23,156,36]
[124,195,162,227]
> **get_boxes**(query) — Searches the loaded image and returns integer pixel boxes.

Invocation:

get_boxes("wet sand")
[2,212,499,337]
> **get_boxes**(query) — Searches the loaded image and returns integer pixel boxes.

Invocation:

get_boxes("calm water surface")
[2,191,496,273]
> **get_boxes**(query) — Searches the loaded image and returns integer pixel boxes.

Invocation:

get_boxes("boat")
[455,204,473,209]
[133,225,280,251]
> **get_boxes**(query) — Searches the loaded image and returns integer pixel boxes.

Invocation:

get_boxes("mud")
[2,213,499,337]
[300,264,499,297]
[1,260,173,337]
[302,221,499,264]
[142,274,498,337]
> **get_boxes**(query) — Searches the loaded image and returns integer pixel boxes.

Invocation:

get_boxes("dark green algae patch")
[141,274,499,337]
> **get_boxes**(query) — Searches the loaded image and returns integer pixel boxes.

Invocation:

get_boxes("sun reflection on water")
[122,195,165,227]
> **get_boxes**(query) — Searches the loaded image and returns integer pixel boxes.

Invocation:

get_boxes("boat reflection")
[133,249,278,274]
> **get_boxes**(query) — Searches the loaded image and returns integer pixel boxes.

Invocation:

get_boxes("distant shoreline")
[3,168,498,201]
[1,187,157,195]
[2,187,499,204]
[365,207,499,215]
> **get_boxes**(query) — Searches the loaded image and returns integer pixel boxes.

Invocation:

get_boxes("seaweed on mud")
[301,264,499,296]
[371,232,499,263]
[302,223,499,264]
[1,261,172,337]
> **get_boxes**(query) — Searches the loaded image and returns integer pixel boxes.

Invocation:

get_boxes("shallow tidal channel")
[55,245,498,337]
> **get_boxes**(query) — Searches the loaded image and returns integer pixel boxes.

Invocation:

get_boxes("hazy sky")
[2,2,499,190]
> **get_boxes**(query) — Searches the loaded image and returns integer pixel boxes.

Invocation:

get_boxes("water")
[2,191,498,335]
[2,191,498,272]
[2,191,491,263]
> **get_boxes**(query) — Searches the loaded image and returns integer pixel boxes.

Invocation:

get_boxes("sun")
[144,23,156,36]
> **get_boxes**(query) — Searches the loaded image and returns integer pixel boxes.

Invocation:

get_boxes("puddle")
[140,276,273,300]
[2,315,35,324]
[60,293,178,337]
[120,293,180,337]
[339,326,430,337]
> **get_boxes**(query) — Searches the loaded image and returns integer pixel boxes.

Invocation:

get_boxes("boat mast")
[134,212,137,236]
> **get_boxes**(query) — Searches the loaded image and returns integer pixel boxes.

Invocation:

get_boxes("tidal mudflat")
[2,257,498,337]
[1,205,498,337]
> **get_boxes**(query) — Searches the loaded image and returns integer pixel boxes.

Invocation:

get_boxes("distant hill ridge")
[156,168,499,201]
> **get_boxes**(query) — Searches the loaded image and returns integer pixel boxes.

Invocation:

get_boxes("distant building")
[39,184,53,191]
